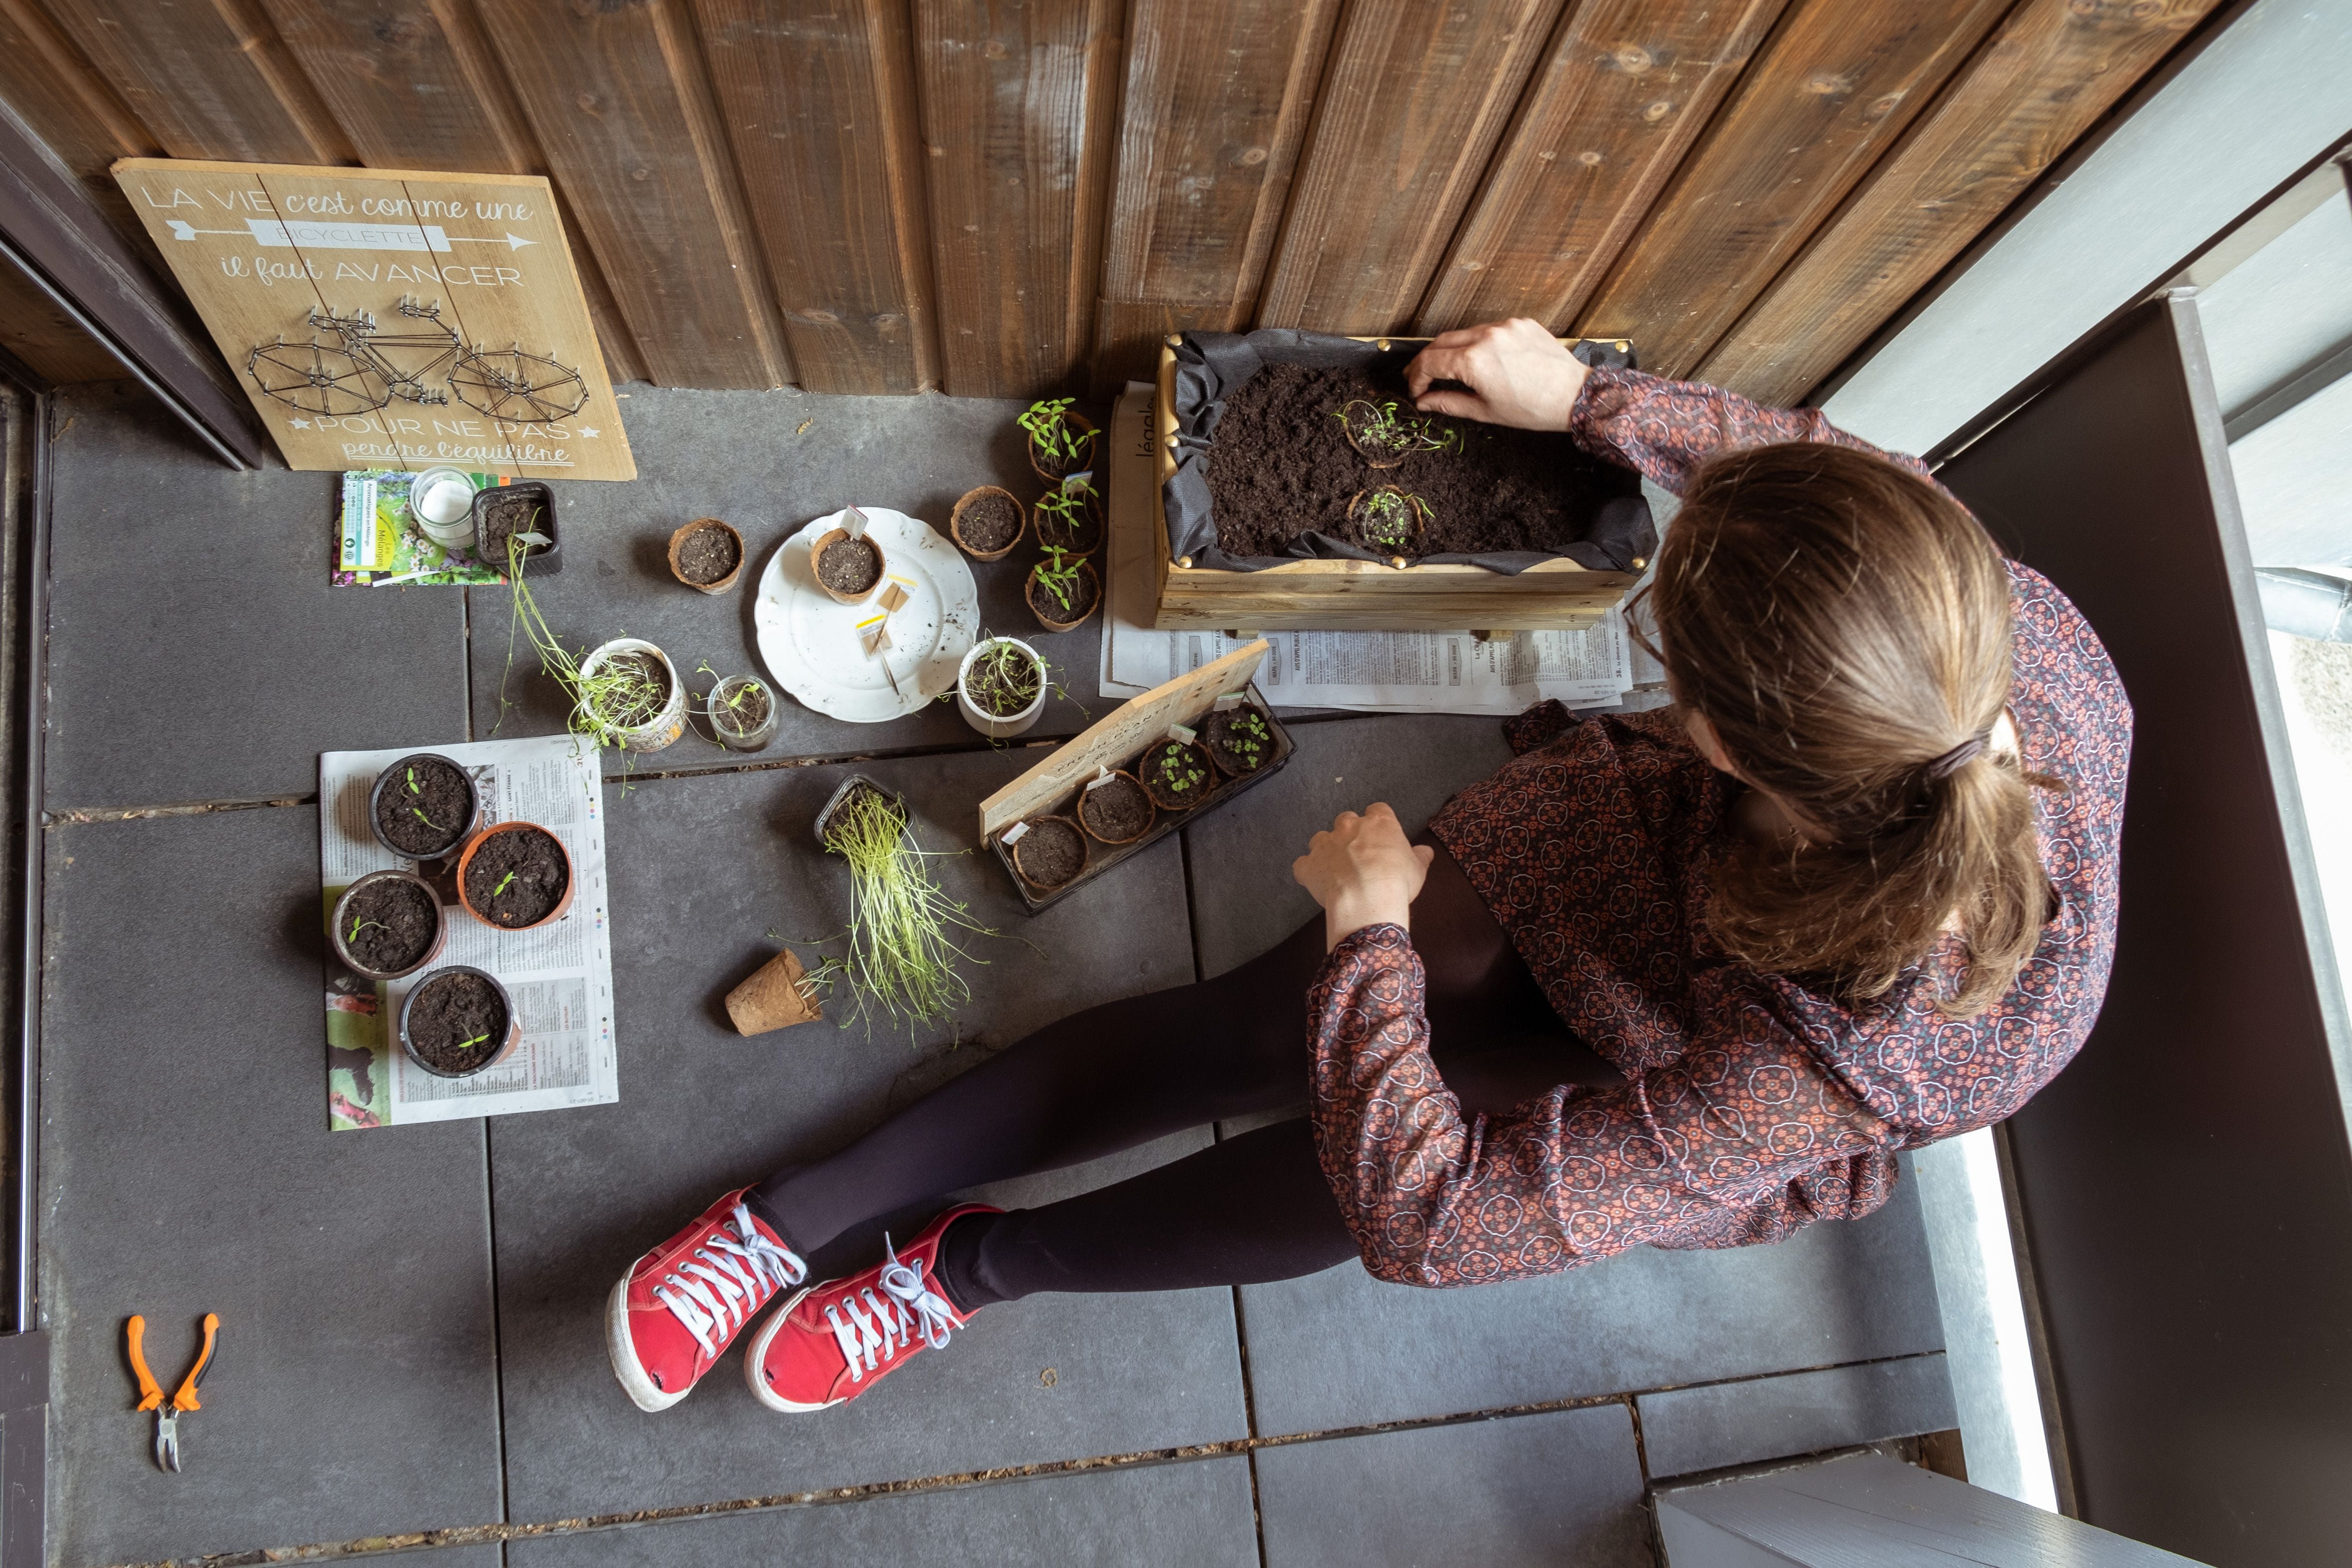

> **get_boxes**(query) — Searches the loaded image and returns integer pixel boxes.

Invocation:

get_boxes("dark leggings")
[748,846,1623,1310]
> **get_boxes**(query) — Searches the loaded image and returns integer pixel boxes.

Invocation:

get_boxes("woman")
[605,319,2129,1415]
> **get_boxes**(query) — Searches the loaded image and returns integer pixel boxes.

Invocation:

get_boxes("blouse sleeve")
[1307,923,1895,1287]
[1569,367,1935,495]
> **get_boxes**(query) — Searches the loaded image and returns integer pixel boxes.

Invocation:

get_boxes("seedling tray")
[987,678,1291,913]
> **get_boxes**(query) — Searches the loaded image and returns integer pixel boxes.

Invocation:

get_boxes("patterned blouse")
[1306,367,2132,1288]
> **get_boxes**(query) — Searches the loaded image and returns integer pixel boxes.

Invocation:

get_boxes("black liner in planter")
[472,480,561,575]
[1164,329,1654,575]
[988,683,1294,913]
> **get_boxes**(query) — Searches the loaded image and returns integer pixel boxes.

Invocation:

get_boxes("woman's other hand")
[1405,318,1589,431]
[1293,803,1436,952]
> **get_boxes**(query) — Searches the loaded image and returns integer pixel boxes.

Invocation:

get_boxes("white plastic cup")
[411,466,478,547]
[580,638,688,751]
[956,637,1049,738]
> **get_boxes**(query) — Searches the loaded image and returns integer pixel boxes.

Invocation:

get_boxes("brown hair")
[1645,442,2051,1015]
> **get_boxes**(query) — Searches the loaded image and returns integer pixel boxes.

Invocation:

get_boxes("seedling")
[1357,488,1432,550]
[346,916,386,943]
[962,637,1046,719]
[405,766,421,795]
[1036,546,1083,612]
[492,870,517,898]
[496,529,667,756]
[1156,746,1206,796]
[1223,710,1271,767]
[410,806,443,832]
[821,787,1002,1035]
[1034,475,1098,530]
[456,1033,489,1052]
[1333,398,1458,459]
[1018,398,1093,465]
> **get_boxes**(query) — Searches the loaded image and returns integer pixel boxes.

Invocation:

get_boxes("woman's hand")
[1405,318,1589,431]
[1292,803,1436,952]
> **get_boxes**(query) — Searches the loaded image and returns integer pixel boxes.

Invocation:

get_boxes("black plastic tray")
[987,682,1293,913]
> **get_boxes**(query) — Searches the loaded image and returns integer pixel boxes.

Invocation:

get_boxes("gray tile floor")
[35,386,1955,1567]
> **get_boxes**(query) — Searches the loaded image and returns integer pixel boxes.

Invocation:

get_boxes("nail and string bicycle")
[246,296,588,422]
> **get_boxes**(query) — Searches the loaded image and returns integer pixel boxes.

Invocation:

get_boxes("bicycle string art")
[246,296,589,424]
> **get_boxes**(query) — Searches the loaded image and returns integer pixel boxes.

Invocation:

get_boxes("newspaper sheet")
[1098,385,1637,712]
[319,733,619,1130]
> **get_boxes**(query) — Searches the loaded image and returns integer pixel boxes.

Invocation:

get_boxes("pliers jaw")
[152,1409,181,1473]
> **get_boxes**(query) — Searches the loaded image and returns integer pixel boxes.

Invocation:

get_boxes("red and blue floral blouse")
[1307,366,2132,1287]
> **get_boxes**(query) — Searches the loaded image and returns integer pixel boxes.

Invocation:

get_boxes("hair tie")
[1922,732,1989,781]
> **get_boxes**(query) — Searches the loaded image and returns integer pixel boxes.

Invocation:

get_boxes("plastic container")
[366,751,481,863]
[399,965,522,1080]
[579,637,687,751]
[668,517,745,595]
[813,773,898,849]
[330,869,447,980]
[409,466,479,547]
[453,820,576,929]
[955,636,1049,738]
[706,673,779,751]
[472,480,561,575]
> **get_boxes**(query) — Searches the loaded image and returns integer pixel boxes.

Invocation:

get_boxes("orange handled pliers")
[127,1313,219,1472]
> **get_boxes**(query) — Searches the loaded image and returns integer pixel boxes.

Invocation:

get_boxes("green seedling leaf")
[412,807,442,830]
[493,870,516,897]
[457,1033,490,1051]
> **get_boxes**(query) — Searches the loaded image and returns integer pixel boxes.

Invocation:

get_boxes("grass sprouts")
[496,528,668,753]
[821,786,1000,1035]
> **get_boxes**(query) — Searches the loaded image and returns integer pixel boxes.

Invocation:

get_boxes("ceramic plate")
[754,508,979,724]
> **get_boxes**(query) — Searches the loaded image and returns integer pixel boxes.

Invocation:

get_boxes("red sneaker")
[605,1189,807,1412]
[745,1203,998,1413]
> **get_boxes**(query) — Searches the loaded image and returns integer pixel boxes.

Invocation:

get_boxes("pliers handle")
[127,1314,219,1471]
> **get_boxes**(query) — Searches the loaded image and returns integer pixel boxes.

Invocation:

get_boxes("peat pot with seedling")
[475,481,560,573]
[815,778,1001,1035]
[1027,548,1100,632]
[401,965,520,1079]
[1139,737,1214,813]
[1203,702,1276,778]
[1032,475,1103,557]
[1019,397,1096,483]
[701,664,779,751]
[332,869,446,980]
[1335,397,1459,469]
[950,485,1026,562]
[368,752,479,862]
[956,636,1050,739]
[669,517,745,594]
[457,821,575,930]
[1348,486,1431,562]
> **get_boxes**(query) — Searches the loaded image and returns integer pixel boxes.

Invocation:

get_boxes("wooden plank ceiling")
[0,0,2219,407]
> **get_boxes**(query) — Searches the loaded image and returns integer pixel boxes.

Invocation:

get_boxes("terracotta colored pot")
[453,820,576,930]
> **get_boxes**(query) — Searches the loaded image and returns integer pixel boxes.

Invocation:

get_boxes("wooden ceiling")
[0,0,2220,405]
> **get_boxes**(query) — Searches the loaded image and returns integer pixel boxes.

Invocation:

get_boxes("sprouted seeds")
[820,788,1003,1035]
[1036,546,1085,613]
[1333,398,1458,459]
[1358,488,1432,550]
[498,528,668,757]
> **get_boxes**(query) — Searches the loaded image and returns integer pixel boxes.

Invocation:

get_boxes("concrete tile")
[464,387,1111,773]
[1255,1405,1650,1568]
[1181,713,1519,978]
[1637,1352,1959,1478]
[490,750,1247,1522]
[39,807,501,1567]
[44,382,470,809]
[507,1456,1257,1566]
[1237,1171,1945,1439]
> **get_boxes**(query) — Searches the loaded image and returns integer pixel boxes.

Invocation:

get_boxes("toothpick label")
[1167,723,1197,744]
[1001,820,1031,845]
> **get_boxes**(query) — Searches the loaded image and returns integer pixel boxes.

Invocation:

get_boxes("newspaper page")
[320,733,619,1130]
[1098,384,1635,712]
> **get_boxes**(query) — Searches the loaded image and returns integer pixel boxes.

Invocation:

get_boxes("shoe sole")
[742,1286,844,1414]
[605,1275,690,1413]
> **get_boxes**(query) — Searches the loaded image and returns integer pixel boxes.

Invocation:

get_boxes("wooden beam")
[0,246,120,383]
[691,0,939,394]
[1091,0,1341,386]
[0,0,155,225]
[1415,0,1788,335]
[1573,0,2015,377]
[1697,0,2223,406]
[1254,0,1569,337]
[913,0,1123,399]
[474,0,793,390]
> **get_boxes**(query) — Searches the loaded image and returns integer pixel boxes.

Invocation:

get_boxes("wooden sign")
[976,639,1269,839]
[112,158,635,482]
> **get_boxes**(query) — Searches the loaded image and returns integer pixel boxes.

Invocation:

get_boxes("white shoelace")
[655,1203,807,1358]
[824,1233,960,1383]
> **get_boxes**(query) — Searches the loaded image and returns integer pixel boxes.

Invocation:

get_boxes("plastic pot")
[330,869,447,981]
[811,526,887,605]
[668,517,745,594]
[949,485,1026,562]
[955,636,1049,738]
[399,965,523,1080]
[580,637,687,751]
[706,673,779,751]
[472,480,561,574]
[1027,559,1101,633]
[454,820,577,930]
[367,751,481,863]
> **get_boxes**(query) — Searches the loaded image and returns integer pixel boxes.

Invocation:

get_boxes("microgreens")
[1155,743,1205,794]
[1333,398,1458,458]
[457,1033,489,1052]
[1018,398,1093,465]
[822,786,1002,1035]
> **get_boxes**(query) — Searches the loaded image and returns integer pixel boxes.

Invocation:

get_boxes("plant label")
[1213,693,1244,712]
[1166,723,1197,744]
[843,505,869,540]
[1061,470,1093,495]
[1084,768,1117,793]
[1001,820,1031,845]
[878,581,910,614]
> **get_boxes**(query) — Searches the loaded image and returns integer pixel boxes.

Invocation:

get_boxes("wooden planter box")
[1151,337,1645,633]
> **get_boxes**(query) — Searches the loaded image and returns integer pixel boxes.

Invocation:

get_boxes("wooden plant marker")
[112,157,635,481]
[977,639,1269,842]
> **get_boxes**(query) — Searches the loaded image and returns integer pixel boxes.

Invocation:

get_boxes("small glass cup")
[707,673,779,751]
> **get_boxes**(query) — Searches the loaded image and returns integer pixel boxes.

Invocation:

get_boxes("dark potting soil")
[1078,774,1153,843]
[1014,817,1086,889]
[1204,705,1275,775]
[714,680,772,736]
[1139,740,1213,811]
[963,647,1043,718]
[375,754,472,857]
[958,490,1023,553]
[1034,494,1103,554]
[480,489,550,565]
[406,969,508,1076]
[465,826,570,927]
[817,536,882,594]
[675,522,741,584]
[341,876,439,974]
[1028,562,1099,625]
[1205,362,1632,560]
[593,651,673,730]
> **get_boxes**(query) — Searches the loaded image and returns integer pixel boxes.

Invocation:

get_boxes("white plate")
[754,508,980,724]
